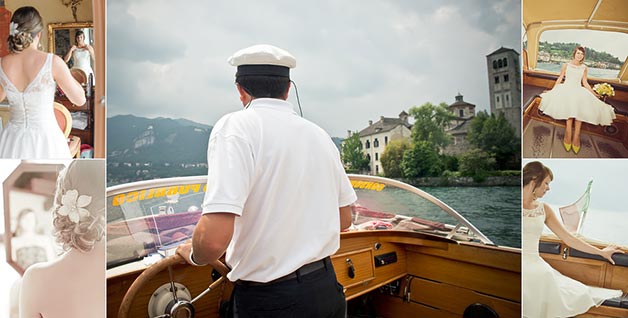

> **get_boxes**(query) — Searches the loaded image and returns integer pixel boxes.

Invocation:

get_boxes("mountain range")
[107,115,212,164]
[107,114,344,185]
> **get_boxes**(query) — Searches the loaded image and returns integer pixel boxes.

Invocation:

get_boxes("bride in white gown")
[539,46,616,154]
[19,160,105,318]
[522,161,623,318]
[0,6,86,159]
[63,30,95,84]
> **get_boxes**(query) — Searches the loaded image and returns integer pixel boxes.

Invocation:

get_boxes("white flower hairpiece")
[57,189,92,224]
[9,22,19,36]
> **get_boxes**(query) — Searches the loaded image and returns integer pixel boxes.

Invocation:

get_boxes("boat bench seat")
[569,248,628,267]
[602,294,628,309]
[524,71,628,116]
[538,241,561,254]
[539,242,628,267]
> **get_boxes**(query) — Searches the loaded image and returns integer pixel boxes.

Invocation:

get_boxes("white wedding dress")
[522,203,621,318]
[539,63,616,125]
[0,53,71,159]
[72,48,94,83]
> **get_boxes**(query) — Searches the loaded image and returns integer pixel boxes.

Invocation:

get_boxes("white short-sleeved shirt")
[202,98,357,282]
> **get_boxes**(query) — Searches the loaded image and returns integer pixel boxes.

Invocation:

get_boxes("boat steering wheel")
[118,254,230,318]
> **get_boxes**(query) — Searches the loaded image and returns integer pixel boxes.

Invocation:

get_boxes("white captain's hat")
[228,44,296,78]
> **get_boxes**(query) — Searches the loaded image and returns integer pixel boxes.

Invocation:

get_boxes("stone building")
[358,112,412,175]
[443,94,476,155]
[486,47,521,136]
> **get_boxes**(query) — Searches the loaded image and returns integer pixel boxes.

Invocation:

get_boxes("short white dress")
[539,63,616,126]
[0,53,71,159]
[522,203,622,318]
[72,48,94,84]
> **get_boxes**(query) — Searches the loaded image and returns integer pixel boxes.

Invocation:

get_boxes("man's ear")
[282,82,291,100]
[236,84,247,98]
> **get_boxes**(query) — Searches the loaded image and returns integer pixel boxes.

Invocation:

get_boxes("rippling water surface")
[423,186,521,248]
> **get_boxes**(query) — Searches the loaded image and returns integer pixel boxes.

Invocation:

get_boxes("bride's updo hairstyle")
[7,6,43,53]
[523,161,553,188]
[52,160,105,253]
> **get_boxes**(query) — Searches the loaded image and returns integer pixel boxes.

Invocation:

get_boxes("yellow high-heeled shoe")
[563,141,572,152]
[573,144,580,154]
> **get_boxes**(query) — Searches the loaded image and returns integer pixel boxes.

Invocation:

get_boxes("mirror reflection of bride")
[19,160,104,318]
[63,29,95,85]
[10,208,56,270]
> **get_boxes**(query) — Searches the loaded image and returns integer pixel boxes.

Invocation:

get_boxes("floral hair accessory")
[57,189,92,224]
[9,22,19,36]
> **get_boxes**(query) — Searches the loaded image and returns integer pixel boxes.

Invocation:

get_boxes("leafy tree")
[440,153,459,172]
[467,111,520,170]
[380,139,411,178]
[539,41,622,65]
[408,102,457,150]
[459,149,496,182]
[401,141,442,178]
[341,132,369,173]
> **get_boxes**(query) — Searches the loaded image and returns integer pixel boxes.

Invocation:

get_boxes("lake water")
[423,186,521,248]
[536,62,619,79]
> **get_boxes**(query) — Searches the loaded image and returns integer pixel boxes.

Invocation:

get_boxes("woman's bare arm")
[52,55,86,106]
[581,67,599,97]
[544,203,623,264]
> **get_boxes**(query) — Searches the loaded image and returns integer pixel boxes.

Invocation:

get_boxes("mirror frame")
[3,162,65,275]
[47,21,94,55]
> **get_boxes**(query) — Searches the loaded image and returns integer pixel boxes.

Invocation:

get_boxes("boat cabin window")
[535,29,628,80]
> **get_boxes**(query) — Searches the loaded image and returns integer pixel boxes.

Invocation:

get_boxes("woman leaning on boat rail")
[522,161,623,318]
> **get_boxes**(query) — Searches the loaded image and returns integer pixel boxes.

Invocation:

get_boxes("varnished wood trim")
[409,276,521,318]
[407,252,521,301]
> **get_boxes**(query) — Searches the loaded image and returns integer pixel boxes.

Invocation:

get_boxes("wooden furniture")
[53,102,81,158]
[55,90,94,149]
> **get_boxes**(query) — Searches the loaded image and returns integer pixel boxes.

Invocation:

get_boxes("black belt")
[235,256,331,287]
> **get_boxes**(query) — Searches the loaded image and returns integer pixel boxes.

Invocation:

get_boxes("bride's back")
[0,51,49,92]
[19,242,105,318]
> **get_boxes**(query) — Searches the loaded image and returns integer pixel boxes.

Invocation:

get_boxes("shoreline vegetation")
[537,41,622,70]
[400,174,520,187]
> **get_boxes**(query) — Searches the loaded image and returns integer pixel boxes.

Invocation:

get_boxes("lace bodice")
[563,63,585,86]
[522,202,546,256]
[523,202,545,217]
[73,49,93,75]
[0,54,57,128]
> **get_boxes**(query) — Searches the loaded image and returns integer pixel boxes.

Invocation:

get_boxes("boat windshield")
[535,29,628,80]
[106,175,493,269]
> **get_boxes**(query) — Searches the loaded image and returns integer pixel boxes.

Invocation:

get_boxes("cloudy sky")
[523,159,628,245]
[107,0,521,137]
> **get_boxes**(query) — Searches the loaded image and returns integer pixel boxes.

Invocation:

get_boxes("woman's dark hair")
[572,46,586,61]
[7,6,43,53]
[236,75,290,99]
[75,29,85,42]
[523,161,553,187]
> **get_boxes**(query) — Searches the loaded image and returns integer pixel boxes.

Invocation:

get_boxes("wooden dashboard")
[107,231,521,318]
